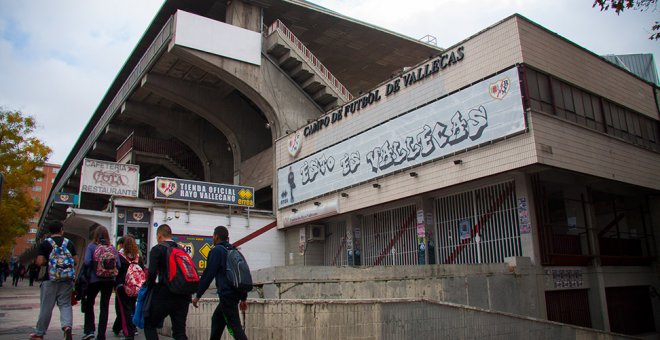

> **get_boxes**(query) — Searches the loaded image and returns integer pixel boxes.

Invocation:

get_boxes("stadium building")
[39,0,659,336]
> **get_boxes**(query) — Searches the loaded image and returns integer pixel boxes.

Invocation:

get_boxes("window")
[36,177,43,182]
[52,168,59,174]
[29,228,37,234]
[32,186,42,192]
[27,238,36,244]
[524,66,659,152]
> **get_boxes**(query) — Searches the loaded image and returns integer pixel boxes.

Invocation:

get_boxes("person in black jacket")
[192,226,248,340]
[144,224,191,340]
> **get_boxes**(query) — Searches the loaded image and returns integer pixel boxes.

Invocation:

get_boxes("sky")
[0,0,658,165]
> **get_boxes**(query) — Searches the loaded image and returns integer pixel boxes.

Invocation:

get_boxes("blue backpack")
[47,238,75,281]
[222,244,253,292]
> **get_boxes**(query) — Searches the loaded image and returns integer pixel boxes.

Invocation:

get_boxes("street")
[0,280,172,340]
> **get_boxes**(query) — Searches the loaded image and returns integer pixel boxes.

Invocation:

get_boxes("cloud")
[0,0,164,164]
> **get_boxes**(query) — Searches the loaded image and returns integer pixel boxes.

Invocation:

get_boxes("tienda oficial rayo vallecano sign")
[80,158,140,197]
[154,177,255,208]
[277,67,525,208]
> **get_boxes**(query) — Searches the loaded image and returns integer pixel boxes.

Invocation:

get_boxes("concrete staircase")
[264,20,353,111]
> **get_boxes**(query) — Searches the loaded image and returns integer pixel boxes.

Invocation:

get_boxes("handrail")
[266,19,353,101]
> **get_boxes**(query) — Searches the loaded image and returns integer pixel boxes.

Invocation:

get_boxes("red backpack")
[122,254,146,297]
[161,242,199,295]
[93,243,118,278]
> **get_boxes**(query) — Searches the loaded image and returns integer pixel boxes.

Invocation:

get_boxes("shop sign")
[277,67,525,208]
[80,158,139,197]
[54,192,79,206]
[155,177,254,207]
[282,199,339,227]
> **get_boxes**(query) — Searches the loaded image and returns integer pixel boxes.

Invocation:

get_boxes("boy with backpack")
[30,220,77,340]
[192,225,251,340]
[82,226,121,340]
[144,224,198,340]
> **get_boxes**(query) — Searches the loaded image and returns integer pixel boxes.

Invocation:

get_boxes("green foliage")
[0,108,51,257]
[593,0,660,40]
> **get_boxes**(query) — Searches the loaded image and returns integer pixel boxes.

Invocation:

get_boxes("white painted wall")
[149,207,283,270]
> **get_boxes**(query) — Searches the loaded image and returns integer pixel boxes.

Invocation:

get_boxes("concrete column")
[584,188,609,331]
[226,0,262,32]
[514,172,539,265]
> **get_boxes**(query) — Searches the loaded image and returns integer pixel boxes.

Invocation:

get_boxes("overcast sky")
[1,0,658,165]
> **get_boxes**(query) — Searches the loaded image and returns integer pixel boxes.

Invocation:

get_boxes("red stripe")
[374,213,416,266]
[233,221,277,247]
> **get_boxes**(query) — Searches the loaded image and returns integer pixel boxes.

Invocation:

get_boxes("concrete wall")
[168,298,636,340]
[251,257,543,318]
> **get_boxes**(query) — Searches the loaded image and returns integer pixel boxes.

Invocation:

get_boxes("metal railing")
[116,134,204,179]
[266,19,353,102]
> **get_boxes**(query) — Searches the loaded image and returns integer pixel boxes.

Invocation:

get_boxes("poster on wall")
[459,219,472,240]
[277,67,525,208]
[172,234,215,275]
[517,197,531,234]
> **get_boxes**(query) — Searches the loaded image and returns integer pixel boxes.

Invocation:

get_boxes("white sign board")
[277,67,525,208]
[173,10,261,66]
[80,158,140,197]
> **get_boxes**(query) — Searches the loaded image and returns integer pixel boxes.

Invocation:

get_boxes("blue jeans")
[34,280,74,336]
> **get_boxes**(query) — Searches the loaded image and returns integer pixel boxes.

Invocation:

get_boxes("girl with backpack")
[82,226,121,340]
[114,235,146,340]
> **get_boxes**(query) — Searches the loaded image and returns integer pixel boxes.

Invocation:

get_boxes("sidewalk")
[0,280,173,340]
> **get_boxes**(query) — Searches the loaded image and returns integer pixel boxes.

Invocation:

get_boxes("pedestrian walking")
[29,220,77,340]
[0,260,5,287]
[82,226,120,340]
[28,261,39,286]
[12,262,20,286]
[144,224,194,340]
[19,263,26,282]
[114,235,145,340]
[192,226,250,340]
[112,237,125,336]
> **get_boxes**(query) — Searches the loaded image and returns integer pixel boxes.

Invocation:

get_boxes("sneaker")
[28,334,43,340]
[81,333,95,340]
[63,327,72,340]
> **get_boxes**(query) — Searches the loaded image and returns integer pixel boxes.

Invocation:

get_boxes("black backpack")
[222,244,253,292]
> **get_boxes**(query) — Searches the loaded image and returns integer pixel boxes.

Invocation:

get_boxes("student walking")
[11,262,21,287]
[28,261,39,286]
[82,226,120,340]
[114,235,145,340]
[29,220,77,340]
[192,226,250,340]
[144,224,194,340]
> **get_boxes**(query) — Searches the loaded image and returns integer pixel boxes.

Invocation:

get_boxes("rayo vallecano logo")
[132,211,144,221]
[489,77,510,100]
[157,178,177,197]
[287,131,302,157]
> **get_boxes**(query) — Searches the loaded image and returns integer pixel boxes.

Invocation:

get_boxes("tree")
[0,108,51,258]
[593,0,660,40]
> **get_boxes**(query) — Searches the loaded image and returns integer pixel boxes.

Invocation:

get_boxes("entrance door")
[125,226,149,261]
